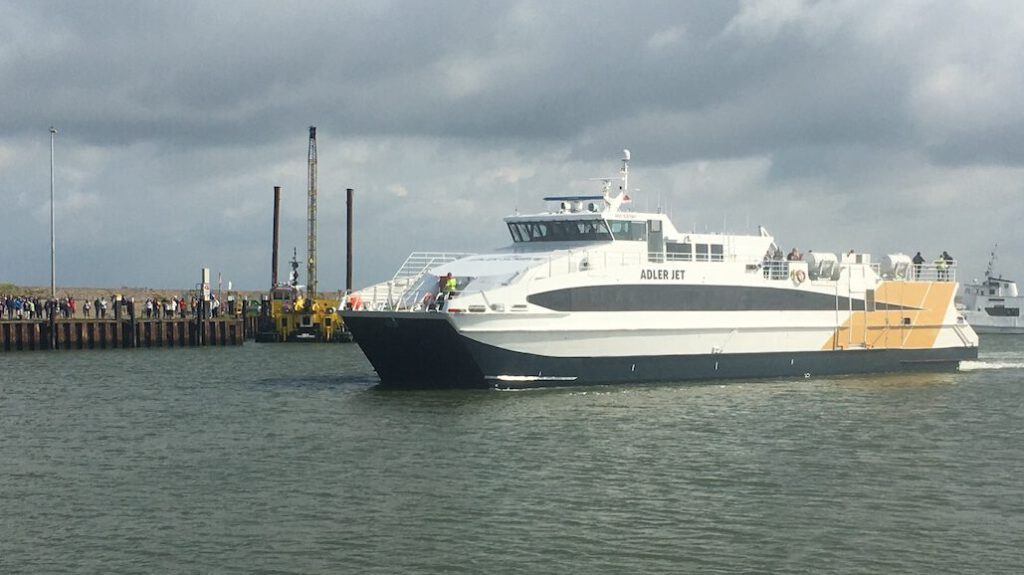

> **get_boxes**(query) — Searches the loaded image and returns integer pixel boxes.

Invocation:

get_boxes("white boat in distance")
[959,247,1024,334]
[342,151,979,389]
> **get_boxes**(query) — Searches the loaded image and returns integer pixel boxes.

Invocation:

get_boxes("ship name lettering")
[640,269,685,281]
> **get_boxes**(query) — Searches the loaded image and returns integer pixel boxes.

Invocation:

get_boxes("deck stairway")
[354,252,474,310]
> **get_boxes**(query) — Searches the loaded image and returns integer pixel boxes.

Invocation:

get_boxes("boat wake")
[960,360,1024,371]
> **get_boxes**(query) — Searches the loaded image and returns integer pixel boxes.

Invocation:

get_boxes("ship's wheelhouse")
[506,217,651,243]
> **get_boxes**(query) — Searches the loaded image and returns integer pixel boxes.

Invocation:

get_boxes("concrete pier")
[0,318,244,352]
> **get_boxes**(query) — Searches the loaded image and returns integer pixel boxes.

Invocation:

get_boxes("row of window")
[666,242,725,262]
[506,220,726,263]
[508,219,648,243]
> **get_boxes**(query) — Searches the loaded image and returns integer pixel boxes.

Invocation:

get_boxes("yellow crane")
[259,127,347,342]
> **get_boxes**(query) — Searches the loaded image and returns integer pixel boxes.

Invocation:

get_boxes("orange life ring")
[792,269,807,283]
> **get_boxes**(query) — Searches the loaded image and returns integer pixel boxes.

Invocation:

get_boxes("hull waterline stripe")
[485,374,579,382]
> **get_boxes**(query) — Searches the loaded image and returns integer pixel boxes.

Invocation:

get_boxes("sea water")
[2,338,1023,573]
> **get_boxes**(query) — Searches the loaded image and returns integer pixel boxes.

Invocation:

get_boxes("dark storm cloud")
[5,0,1017,165]
[5,2,742,146]
[5,0,1021,163]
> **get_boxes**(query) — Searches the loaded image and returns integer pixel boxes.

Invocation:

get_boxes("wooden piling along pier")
[0,318,244,352]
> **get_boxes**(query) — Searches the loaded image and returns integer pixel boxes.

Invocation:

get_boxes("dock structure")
[0,317,244,352]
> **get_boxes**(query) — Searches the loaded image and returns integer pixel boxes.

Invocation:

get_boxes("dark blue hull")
[341,312,979,389]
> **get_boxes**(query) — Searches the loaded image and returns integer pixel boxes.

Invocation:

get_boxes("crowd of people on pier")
[0,295,45,320]
[0,293,231,321]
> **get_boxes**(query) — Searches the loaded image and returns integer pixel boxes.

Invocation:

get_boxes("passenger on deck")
[935,254,949,281]
[912,252,925,279]
[443,273,457,299]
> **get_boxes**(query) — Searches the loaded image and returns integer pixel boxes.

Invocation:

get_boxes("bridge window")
[531,223,549,239]
[507,220,612,243]
[608,220,648,241]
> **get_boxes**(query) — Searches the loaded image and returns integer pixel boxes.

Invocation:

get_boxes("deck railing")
[347,252,474,311]
[908,262,957,282]
[522,254,960,286]
[347,252,959,312]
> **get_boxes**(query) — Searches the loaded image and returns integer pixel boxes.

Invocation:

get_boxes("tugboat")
[959,246,1024,334]
[258,249,347,342]
[342,150,978,388]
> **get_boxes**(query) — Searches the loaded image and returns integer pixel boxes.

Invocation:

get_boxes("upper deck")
[350,150,958,310]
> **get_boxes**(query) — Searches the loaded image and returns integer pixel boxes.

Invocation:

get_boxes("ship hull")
[963,313,1024,334]
[342,312,978,389]
[970,325,1024,335]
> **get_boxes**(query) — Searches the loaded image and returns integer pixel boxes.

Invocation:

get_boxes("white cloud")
[722,0,811,41]
[436,56,494,99]
[386,184,409,198]
[646,26,687,51]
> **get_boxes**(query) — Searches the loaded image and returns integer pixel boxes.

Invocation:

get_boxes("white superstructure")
[959,247,1024,334]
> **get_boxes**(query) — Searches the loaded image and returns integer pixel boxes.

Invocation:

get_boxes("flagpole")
[50,126,57,301]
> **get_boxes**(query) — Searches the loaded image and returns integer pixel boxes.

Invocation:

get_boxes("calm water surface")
[2,337,1023,574]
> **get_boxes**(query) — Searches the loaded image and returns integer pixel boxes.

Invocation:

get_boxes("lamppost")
[50,126,57,301]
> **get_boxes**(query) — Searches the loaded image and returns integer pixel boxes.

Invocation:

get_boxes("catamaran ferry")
[342,151,978,389]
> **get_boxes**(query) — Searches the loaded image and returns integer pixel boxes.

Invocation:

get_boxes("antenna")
[986,243,998,278]
[289,247,300,287]
[591,150,634,214]
[621,149,630,196]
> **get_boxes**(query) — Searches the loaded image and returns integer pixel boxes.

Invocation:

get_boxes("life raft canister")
[347,293,363,310]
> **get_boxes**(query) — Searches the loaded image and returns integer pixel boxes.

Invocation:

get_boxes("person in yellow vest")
[934,254,948,281]
[442,272,457,299]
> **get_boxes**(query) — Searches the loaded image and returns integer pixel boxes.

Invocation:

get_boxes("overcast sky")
[3,0,1023,292]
